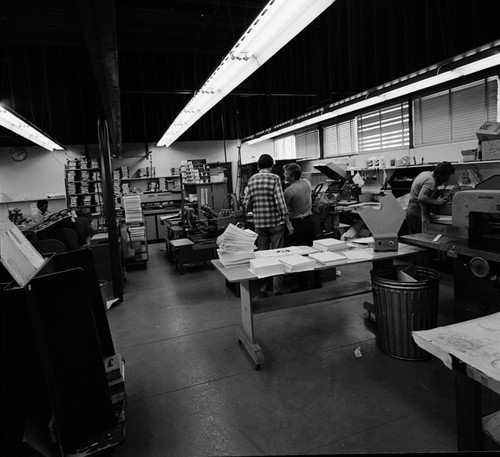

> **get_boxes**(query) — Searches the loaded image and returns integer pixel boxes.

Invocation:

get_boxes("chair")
[61,228,80,251]
[32,239,67,255]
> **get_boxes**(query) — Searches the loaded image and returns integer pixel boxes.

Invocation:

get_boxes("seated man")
[31,199,51,224]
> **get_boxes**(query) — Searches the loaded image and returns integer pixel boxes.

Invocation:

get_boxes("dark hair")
[434,161,455,177]
[36,199,48,209]
[284,163,302,180]
[257,154,274,170]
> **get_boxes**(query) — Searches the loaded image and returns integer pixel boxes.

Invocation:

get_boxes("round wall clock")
[10,147,28,162]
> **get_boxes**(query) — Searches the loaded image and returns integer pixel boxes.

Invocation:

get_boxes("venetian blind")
[273,135,296,160]
[414,77,498,146]
[357,102,409,152]
[323,120,358,157]
[295,130,320,159]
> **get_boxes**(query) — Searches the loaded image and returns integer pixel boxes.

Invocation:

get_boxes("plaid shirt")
[244,170,287,228]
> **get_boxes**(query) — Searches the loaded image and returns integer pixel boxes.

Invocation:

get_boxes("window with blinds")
[294,130,320,160]
[273,135,296,160]
[357,102,409,152]
[323,120,358,157]
[414,77,498,146]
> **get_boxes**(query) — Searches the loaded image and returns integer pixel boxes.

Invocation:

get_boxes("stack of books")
[249,257,284,278]
[216,223,257,267]
[279,254,316,273]
[309,251,346,266]
[312,238,348,252]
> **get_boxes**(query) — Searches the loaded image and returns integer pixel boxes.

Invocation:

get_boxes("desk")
[212,243,423,368]
[167,238,216,274]
[413,313,500,451]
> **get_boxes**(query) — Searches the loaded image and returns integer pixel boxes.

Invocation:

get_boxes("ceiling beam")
[76,0,122,156]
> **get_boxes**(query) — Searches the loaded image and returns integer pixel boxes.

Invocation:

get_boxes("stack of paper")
[279,254,316,273]
[309,251,346,266]
[313,238,348,252]
[254,246,312,258]
[123,195,143,223]
[217,223,257,267]
[249,258,284,278]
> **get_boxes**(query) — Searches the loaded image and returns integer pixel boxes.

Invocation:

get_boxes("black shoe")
[274,291,282,296]
[257,291,269,299]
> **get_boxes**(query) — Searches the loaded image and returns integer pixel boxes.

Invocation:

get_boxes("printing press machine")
[401,176,500,321]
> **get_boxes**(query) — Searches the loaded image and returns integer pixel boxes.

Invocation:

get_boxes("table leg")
[237,280,264,368]
[454,360,483,451]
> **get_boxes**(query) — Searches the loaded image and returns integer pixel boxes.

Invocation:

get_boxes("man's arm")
[418,186,447,207]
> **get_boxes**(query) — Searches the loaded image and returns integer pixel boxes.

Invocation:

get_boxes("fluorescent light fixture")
[0,104,65,151]
[157,0,335,148]
[245,43,500,145]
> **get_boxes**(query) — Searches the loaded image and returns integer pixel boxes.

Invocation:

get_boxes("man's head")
[433,161,455,186]
[283,163,302,182]
[257,154,274,170]
[36,199,49,214]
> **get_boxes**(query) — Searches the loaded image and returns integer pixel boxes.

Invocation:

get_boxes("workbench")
[212,243,423,368]
[413,313,500,451]
[167,237,217,274]
[401,233,500,321]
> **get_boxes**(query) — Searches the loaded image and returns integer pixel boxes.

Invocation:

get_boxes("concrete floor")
[108,243,461,456]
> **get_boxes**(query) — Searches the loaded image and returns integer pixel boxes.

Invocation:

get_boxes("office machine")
[404,176,500,321]
[452,189,500,249]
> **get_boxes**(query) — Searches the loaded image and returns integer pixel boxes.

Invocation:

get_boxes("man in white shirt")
[406,161,455,234]
[31,199,51,224]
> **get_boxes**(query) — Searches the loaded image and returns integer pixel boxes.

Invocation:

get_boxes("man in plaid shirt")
[244,154,288,297]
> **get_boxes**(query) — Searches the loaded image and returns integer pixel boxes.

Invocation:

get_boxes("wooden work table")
[212,242,423,369]
[414,313,500,451]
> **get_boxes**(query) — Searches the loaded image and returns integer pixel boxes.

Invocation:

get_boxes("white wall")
[0,140,241,221]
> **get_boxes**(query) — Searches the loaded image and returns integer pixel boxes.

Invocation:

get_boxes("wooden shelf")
[121,176,180,181]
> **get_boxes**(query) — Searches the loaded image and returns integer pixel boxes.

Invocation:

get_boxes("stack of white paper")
[313,238,348,252]
[308,251,346,266]
[249,258,284,278]
[279,254,316,273]
[123,195,143,223]
[217,223,258,267]
[341,250,373,261]
[217,249,256,267]
[254,246,311,258]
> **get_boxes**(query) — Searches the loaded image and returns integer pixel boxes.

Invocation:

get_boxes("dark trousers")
[288,215,321,290]
[256,224,284,294]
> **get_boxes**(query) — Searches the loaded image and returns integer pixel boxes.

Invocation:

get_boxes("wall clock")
[10,147,28,162]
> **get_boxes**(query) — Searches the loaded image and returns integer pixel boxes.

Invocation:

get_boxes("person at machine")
[283,163,321,291]
[244,153,288,298]
[406,161,455,234]
[31,199,51,224]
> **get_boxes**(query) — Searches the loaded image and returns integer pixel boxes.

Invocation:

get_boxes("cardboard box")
[482,139,500,161]
[476,121,500,142]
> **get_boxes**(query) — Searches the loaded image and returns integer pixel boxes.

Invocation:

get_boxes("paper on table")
[342,249,374,260]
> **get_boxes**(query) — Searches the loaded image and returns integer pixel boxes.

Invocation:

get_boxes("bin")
[371,266,440,360]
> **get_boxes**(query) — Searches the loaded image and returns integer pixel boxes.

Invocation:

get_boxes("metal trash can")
[370,266,440,360]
